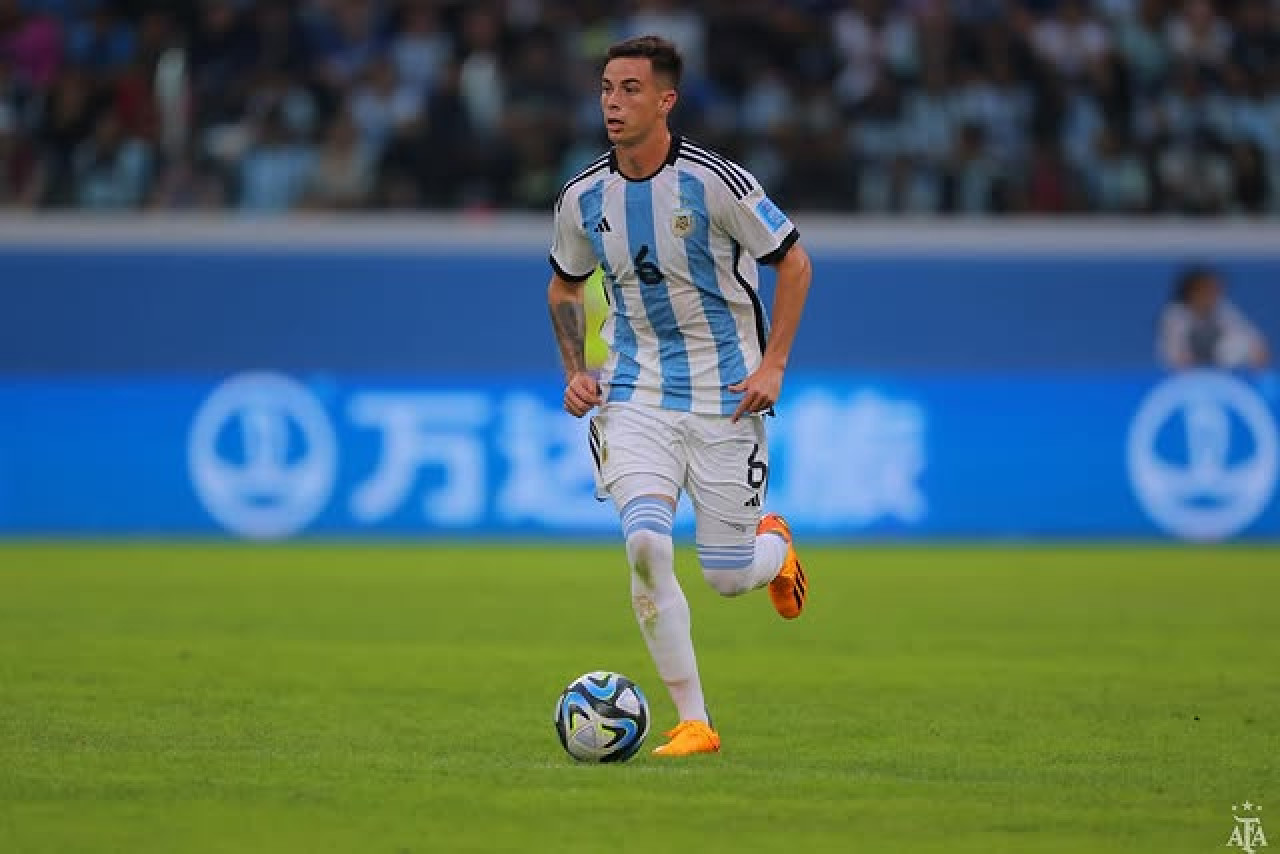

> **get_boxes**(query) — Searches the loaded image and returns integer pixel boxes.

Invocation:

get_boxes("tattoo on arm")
[550,300,588,378]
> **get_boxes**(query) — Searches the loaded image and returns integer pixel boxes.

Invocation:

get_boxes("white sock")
[698,532,788,595]
[622,499,708,724]
[750,530,790,587]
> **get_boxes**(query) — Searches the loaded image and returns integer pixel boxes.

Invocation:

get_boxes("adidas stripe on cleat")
[757,513,807,619]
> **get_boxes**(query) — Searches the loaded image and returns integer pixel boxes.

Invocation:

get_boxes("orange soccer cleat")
[757,513,807,619]
[651,721,721,757]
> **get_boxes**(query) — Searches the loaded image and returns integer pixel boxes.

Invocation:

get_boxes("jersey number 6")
[746,443,768,490]
[634,245,665,285]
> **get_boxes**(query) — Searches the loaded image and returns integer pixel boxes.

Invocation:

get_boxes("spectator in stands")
[247,0,311,78]
[1231,0,1280,81]
[349,55,422,156]
[1229,140,1270,215]
[1085,125,1151,212]
[1,0,1278,216]
[66,2,135,76]
[237,104,315,212]
[1031,0,1110,82]
[0,86,42,206]
[146,144,227,210]
[1159,266,1271,371]
[944,122,1003,213]
[456,5,504,139]
[309,0,387,92]
[390,0,450,94]
[72,110,150,208]
[33,64,101,205]
[1155,126,1235,214]
[1116,0,1171,94]
[1021,137,1082,212]
[303,104,373,209]
[189,0,254,132]
[1165,0,1232,77]
[0,0,63,90]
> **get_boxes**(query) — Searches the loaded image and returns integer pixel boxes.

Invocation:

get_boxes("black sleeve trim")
[757,228,800,266]
[549,254,593,283]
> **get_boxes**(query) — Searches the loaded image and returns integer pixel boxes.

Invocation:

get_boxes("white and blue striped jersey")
[550,135,799,416]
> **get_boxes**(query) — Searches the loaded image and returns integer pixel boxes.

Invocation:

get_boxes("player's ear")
[660,88,678,116]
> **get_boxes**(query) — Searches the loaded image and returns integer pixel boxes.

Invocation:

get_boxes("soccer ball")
[553,671,651,762]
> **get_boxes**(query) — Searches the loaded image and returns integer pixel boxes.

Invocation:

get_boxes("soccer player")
[546,35,812,758]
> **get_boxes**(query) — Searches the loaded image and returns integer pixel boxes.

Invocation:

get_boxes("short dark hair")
[605,35,683,88]
[1173,265,1219,304]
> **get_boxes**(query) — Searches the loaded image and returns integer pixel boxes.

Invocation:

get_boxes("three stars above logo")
[1233,802,1262,812]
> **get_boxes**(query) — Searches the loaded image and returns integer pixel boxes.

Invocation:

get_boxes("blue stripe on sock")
[696,543,754,570]
[621,497,673,537]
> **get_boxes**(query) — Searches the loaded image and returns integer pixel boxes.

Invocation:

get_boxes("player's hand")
[729,363,784,423]
[563,372,602,417]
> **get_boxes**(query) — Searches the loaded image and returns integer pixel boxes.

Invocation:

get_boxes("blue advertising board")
[1,371,1275,541]
[2,221,1279,375]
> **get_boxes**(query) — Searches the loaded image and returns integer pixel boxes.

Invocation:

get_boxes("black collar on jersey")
[608,133,683,182]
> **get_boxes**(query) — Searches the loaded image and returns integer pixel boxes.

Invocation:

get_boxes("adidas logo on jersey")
[743,494,761,508]
[594,217,612,233]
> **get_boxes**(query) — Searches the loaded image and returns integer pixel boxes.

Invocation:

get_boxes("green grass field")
[1,543,1276,853]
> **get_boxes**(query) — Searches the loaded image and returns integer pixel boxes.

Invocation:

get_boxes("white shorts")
[588,401,768,546]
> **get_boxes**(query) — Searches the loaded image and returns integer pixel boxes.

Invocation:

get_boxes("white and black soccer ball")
[553,671,651,762]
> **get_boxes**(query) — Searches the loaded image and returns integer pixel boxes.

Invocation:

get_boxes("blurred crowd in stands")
[1,0,1277,214]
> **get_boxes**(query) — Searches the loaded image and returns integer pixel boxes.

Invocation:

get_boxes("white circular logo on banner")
[188,373,337,540]
[1127,371,1277,542]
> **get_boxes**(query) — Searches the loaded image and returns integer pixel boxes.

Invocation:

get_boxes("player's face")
[1188,279,1222,315]
[600,58,675,146]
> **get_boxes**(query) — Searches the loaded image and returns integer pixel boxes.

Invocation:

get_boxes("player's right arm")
[548,181,603,417]
[1157,304,1193,369]
[548,272,602,417]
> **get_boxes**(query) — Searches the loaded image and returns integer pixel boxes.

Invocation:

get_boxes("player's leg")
[687,413,807,617]
[591,404,716,754]
[612,478,707,725]
[619,487,719,757]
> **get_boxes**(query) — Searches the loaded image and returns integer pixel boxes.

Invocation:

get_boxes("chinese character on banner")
[348,392,492,526]
[495,393,613,528]
[772,389,927,527]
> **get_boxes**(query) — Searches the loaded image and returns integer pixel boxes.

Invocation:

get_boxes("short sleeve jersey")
[550,135,799,416]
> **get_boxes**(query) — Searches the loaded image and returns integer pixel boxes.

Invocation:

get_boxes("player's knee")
[697,543,755,596]
[625,529,672,584]
[620,496,674,584]
[702,569,754,597]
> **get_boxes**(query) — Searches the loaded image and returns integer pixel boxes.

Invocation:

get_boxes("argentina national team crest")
[671,207,694,239]
[1227,802,1268,854]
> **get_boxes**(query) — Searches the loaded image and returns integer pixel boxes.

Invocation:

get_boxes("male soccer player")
[546,35,812,758]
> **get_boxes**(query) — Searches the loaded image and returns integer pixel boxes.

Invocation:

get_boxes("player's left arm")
[1226,302,1272,369]
[729,241,812,422]
[714,174,812,422]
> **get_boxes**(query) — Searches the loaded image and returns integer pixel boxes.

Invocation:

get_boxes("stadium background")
[2,2,1278,852]
[1,0,1277,543]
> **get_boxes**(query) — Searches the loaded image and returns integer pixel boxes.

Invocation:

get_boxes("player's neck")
[614,127,672,181]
